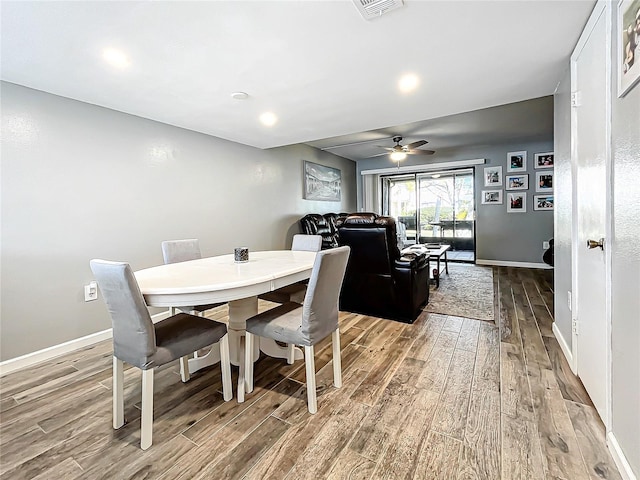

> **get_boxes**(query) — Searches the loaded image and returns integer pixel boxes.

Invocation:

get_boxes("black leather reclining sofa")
[299,213,348,250]
[300,212,429,323]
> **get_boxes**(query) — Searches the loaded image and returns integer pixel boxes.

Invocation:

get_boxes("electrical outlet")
[567,291,572,311]
[84,281,98,302]
[543,241,550,250]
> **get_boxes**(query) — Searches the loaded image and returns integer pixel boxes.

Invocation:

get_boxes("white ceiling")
[307,95,555,161]
[1,1,594,157]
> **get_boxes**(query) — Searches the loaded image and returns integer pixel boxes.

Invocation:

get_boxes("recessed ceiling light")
[231,92,249,100]
[398,73,419,93]
[102,48,130,69]
[259,112,278,127]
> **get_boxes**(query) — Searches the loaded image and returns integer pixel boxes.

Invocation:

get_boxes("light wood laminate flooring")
[0,267,622,479]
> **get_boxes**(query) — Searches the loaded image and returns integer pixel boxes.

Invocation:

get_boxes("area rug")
[424,263,495,321]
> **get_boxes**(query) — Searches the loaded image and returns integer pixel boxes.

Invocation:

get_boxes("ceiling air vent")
[352,0,404,20]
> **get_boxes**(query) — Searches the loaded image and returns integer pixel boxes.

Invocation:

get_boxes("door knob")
[586,238,605,250]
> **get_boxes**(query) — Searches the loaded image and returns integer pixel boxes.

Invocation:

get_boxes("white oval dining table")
[134,250,317,400]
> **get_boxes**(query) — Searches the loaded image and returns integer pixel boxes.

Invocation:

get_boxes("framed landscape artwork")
[481,190,503,205]
[507,192,527,213]
[303,161,341,201]
[618,0,640,97]
[506,174,529,191]
[534,152,554,168]
[536,171,554,192]
[534,195,554,211]
[507,151,527,172]
[484,166,503,187]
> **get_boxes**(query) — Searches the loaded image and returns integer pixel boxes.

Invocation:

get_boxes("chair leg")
[332,329,342,388]
[238,335,246,403]
[245,332,254,394]
[140,369,154,450]
[287,343,295,364]
[112,356,124,429]
[304,345,317,414]
[219,334,233,401]
[179,356,190,383]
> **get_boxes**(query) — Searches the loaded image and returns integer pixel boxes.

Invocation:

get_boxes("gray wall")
[357,140,554,264]
[553,69,573,348]
[610,9,640,474]
[0,82,356,361]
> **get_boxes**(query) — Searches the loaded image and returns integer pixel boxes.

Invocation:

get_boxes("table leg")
[444,250,449,274]
[227,297,261,366]
[189,296,304,375]
[187,296,259,373]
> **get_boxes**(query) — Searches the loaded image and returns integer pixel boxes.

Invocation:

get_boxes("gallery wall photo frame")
[534,152,555,169]
[618,0,640,97]
[535,171,554,192]
[534,195,554,211]
[484,166,503,187]
[481,190,503,205]
[507,151,527,172]
[303,160,342,201]
[507,192,527,213]
[505,174,529,191]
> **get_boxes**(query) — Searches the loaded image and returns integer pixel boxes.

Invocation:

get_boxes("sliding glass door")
[382,169,475,256]
[382,174,418,244]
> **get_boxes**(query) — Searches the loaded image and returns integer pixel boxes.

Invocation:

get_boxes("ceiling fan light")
[390,151,407,161]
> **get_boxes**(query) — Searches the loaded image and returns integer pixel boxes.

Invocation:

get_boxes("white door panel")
[572,3,609,421]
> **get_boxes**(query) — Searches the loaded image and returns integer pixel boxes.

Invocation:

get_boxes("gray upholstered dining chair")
[90,259,232,450]
[162,239,227,380]
[258,234,322,363]
[241,246,350,414]
[258,234,323,304]
[162,239,227,317]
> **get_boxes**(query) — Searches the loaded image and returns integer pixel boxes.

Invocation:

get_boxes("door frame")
[569,0,612,429]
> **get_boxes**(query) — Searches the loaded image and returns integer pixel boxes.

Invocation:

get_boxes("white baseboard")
[607,432,638,480]
[0,310,171,376]
[552,321,577,373]
[0,329,112,376]
[476,259,553,269]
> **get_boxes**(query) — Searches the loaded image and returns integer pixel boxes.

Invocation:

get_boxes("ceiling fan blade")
[407,149,435,155]
[368,152,392,158]
[375,146,394,151]
[322,137,395,150]
[406,140,428,149]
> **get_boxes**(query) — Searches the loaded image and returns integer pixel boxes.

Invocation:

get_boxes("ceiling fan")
[374,135,435,161]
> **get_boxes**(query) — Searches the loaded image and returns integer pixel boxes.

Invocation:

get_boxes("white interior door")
[571,2,610,423]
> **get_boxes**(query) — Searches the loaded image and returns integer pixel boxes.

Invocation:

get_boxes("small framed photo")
[481,190,503,205]
[507,192,527,213]
[534,195,554,211]
[618,0,640,97]
[536,171,554,192]
[506,174,529,191]
[484,166,503,187]
[507,151,527,172]
[534,152,554,169]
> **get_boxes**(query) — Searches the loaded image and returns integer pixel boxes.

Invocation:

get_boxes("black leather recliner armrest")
[392,253,430,320]
[396,253,428,270]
